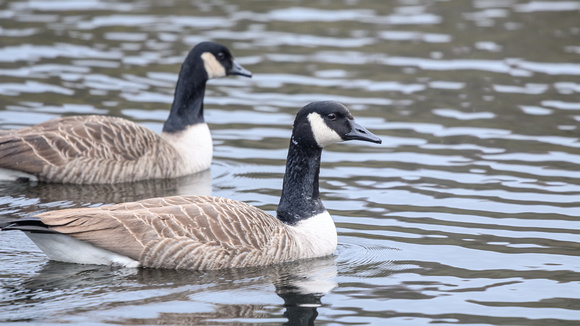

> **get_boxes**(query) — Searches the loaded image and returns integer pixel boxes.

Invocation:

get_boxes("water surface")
[1,0,580,325]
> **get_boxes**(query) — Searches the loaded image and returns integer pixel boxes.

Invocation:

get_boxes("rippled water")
[1,0,580,325]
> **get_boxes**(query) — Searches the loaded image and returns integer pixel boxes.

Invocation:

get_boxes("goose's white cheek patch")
[307,113,343,147]
[201,52,226,79]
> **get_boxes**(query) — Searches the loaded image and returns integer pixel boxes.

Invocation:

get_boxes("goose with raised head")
[0,41,251,184]
[0,101,382,270]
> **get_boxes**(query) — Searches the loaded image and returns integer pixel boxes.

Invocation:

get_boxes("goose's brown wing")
[0,116,168,183]
[37,195,286,269]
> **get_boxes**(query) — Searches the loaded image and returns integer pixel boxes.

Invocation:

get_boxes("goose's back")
[37,195,298,270]
[0,116,181,183]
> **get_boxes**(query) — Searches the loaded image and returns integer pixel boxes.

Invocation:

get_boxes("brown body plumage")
[0,116,186,183]
[34,195,330,270]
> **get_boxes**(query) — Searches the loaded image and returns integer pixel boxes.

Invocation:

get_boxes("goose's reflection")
[16,255,337,325]
[272,258,336,325]
[0,169,212,217]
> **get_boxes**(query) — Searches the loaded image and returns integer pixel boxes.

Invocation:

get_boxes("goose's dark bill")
[229,61,252,77]
[344,120,382,144]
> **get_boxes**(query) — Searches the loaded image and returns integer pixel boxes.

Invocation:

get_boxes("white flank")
[161,123,213,175]
[307,113,343,148]
[201,52,226,79]
[0,168,37,181]
[290,210,338,258]
[25,232,140,267]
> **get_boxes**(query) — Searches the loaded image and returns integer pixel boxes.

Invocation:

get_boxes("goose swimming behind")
[0,101,382,270]
[0,42,252,184]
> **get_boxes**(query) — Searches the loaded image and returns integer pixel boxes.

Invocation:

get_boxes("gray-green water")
[1,0,580,325]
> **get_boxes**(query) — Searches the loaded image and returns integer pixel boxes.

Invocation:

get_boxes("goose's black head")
[164,42,251,133]
[291,101,382,149]
[186,42,252,80]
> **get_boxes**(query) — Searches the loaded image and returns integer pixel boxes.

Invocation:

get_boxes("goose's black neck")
[162,59,208,133]
[276,137,325,225]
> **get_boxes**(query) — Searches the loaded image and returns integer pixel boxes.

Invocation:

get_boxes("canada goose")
[0,101,382,270]
[0,42,251,184]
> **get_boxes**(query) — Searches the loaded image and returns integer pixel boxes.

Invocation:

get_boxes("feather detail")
[0,116,209,183]
[31,195,333,270]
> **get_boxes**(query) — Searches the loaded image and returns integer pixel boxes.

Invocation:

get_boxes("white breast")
[161,123,213,175]
[289,210,338,258]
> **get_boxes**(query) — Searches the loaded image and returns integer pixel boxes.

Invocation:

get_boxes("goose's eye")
[217,52,225,60]
[327,113,337,121]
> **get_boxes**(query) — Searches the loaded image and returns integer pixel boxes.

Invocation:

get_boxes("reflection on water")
[4,256,336,325]
[1,0,580,325]
[0,170,212,218]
